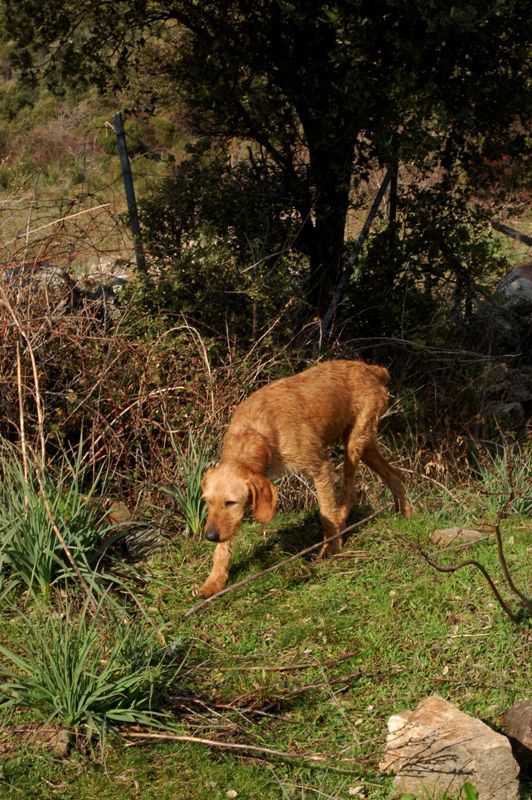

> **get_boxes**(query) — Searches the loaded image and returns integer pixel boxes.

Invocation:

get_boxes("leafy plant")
[0,443,126,598]
[160,431,211,537]
[0,596,180,742]
[350,180,505,338]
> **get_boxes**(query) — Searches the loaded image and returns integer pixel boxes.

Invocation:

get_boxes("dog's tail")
[367,364,390,384]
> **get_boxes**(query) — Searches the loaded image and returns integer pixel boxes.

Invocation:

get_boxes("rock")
[33,725,71,757]
[430,528,487,546]
[380,695,520,799]
[487,401,526,430]
[503,699,532,776]
[497,263,532,314]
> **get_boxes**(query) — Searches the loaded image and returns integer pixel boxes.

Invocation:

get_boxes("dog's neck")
[221,427,271,474]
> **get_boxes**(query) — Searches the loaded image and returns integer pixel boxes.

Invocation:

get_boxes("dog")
[199,359,412,597]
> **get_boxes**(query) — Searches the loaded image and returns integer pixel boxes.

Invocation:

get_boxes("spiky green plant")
[0,443,126,598]
[0,596,180,742]
[160,431,211,536]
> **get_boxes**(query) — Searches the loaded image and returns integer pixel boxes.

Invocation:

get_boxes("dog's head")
[201,464,277,543]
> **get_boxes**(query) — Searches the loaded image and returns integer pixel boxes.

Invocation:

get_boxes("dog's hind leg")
[338,448,363,526]
[339,412,379,526]
[361,436,412,516]
[311,459,343,557]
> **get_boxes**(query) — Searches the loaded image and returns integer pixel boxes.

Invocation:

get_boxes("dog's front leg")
[199,540,233,597]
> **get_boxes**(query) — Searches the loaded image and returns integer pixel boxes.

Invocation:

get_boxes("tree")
[4,0,530,318]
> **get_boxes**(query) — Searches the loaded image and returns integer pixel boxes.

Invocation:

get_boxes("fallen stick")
[183,506,387,618]
[123,731,332,762]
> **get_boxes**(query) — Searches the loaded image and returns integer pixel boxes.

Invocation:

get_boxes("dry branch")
[123,731,343,764]
[410,489,531,623]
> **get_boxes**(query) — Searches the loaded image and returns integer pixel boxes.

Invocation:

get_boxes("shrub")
[138,139,308,343]
[0,597,180,742]
[346,178,507,339]
[0,444,125,599]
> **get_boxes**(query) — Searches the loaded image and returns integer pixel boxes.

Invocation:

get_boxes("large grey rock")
[503,699,532,776]
[380,695,520,799]
[497,263,532,313]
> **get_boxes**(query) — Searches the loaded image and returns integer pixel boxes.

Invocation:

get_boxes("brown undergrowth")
[1,246,530,529]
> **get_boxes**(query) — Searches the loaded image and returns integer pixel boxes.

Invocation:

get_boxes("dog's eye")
[224,500,237,508]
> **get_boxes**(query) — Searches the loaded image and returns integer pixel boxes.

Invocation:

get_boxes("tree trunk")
[306,195,351,317]
[302,129,356,318]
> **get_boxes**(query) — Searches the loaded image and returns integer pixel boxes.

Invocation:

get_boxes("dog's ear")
[201,468,214,493]
[247,474,277,524]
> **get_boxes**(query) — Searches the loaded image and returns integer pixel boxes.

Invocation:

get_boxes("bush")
[345,178,507,339]
[138,139,308,343]
[0,444,124,598]
[0,597,180,742]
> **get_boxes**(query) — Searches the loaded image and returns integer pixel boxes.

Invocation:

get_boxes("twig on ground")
[420,550,520,621]
[404,443,531,623]
[123,731,357,765]
[408,526,530,624]
[183,506,387,617]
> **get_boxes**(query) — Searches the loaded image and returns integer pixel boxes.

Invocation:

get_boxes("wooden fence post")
[113,111,147,275]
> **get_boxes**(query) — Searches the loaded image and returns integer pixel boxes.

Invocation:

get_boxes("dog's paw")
[317,539,342,559]
[198,580,224,598]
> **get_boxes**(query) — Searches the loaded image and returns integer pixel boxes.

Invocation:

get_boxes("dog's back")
[225,360,390,475]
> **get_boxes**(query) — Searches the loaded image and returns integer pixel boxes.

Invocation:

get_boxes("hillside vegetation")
[0,3,531,798]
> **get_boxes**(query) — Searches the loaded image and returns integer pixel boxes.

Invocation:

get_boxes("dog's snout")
[205,526,220,543]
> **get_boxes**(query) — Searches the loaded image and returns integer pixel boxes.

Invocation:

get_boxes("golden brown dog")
[199,359,412,597]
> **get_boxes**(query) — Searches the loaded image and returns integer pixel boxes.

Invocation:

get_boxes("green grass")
[0,487,530,799]
[158,429,211,537]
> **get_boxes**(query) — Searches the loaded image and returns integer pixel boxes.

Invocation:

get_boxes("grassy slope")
[1,495,530,800]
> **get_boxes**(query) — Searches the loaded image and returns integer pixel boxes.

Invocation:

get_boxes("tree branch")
[321,171,391,339]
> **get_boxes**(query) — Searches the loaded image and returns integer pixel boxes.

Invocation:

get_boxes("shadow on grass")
[230,504,374,582]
